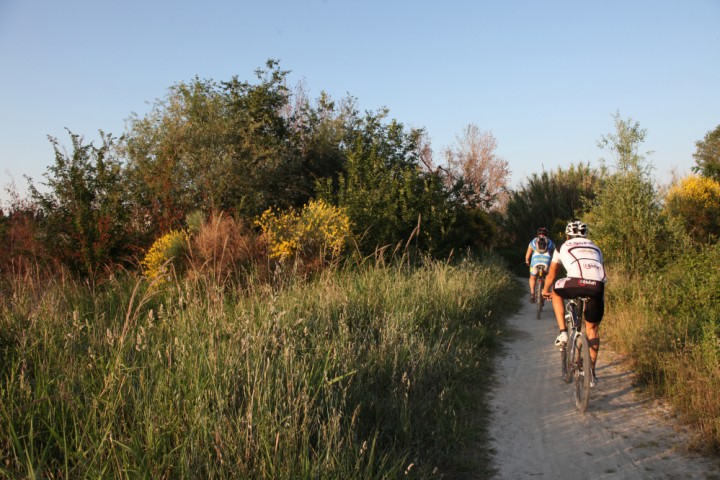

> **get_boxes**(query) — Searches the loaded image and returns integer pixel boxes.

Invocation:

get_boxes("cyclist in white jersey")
[542,220,607,386]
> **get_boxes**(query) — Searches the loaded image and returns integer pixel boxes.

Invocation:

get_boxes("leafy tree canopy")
[692,124,720,181]
[587,113,676,274]
[28,130,132,278]
[124,60,307,231]
[502,163,600,247]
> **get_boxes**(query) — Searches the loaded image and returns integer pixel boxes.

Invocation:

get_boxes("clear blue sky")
[1,0,719,205]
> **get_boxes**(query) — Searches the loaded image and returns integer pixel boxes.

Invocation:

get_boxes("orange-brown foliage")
[190,212,267,282]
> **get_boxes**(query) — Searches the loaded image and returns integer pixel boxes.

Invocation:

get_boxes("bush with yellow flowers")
[256,199,352,262]
[665,175,720,243]
[140,229,189,281]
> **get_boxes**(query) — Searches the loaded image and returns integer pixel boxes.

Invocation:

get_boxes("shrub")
[255,199,351,263]
[665,174,720,244]
[189,211,265,282]
[604,242,720,452]
[0,200,49,281]
[29,131,134,278]
[140,230,189,281]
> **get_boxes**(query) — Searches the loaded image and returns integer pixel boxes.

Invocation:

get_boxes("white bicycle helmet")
[565,220,588,238]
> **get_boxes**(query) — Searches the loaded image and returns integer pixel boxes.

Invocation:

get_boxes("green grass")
[0,256,519,479]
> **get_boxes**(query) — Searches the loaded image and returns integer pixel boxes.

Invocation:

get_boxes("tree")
[288,89,354,198]
[326,110,423,252]
[692,124,720,181]
[28,130,132,278]
[503,163,599,245]
[124,77,229,234]
[0,183,47,277]
[443,125,510,210]
[587,113,671,274]
[318,110,488,257]
[220,60,306,215]
[124,60,307,234]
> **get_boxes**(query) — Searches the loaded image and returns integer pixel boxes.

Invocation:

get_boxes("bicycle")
[560,297,592,412]
[533,264,548,319]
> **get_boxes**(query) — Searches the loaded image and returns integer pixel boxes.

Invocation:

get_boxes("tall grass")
[602,243,720,453]
[0,256,517,478]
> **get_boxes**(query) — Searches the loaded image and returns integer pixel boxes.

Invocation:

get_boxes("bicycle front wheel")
[561,346,570,383]
[561,336,572,383]
[573,334,592,412]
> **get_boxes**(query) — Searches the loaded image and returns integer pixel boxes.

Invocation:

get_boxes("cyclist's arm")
[542,260,561,297]
[525,245,533,265]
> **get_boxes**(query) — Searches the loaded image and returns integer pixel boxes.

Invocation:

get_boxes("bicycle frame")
[567,298,584,332]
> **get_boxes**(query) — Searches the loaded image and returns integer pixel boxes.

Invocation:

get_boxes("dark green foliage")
[420,184,496,258]
[331,112,424,251]
[124,60,308,234]
[661,243,720,330]
[4,59,503,283]
[317,109,491,257]
[500,163,600,267]
[28,130,133,278]
[293,91,350,196]
[692,124,720,181]
[220,61,308,215]
[123,59,493,261]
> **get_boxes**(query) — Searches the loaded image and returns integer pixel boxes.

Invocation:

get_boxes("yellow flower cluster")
[256,200,352,261]
[665,175,720,242]
[141,230,189,281]
[667,175,720,209]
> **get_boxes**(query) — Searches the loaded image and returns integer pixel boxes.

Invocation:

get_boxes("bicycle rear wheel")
[573,334,591,412]
[535,277,544,319]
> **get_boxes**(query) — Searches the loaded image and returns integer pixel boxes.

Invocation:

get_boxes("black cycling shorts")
[552,277,605,323]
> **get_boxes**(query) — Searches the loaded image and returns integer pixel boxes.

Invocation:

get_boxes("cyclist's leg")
[528,266,538,302]
[550,289,565,331]
[549,279,571,349]
[550,278,574,332]
[584,290,605,374]
[585,321,600,371]
[528,273,535,294]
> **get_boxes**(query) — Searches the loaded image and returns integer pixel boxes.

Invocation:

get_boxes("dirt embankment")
[486,284,720,479]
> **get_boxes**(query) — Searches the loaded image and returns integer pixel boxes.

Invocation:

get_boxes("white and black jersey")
[551,237,607,282]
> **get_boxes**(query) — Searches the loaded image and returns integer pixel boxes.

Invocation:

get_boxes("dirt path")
[487,282,720,479]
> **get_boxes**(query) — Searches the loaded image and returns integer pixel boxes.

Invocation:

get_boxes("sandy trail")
[487,283,719,479]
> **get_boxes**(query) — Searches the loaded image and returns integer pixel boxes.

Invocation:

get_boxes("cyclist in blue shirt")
[525,227,555,303]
